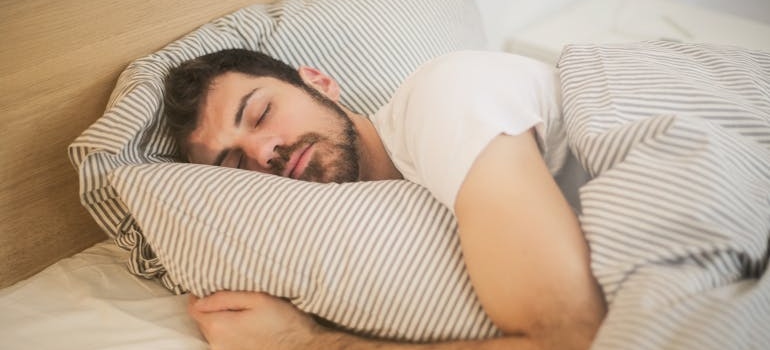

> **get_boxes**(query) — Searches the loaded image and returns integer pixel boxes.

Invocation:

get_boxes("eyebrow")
[212,87,259,166]
[235,88,259,127]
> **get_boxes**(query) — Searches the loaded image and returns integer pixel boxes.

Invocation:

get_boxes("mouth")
[285,143,314,179]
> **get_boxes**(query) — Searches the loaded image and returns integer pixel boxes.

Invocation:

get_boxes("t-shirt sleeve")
[400,51,556,211]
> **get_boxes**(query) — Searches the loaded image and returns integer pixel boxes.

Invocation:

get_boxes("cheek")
[310,142,336,164]
[286,102,338,131]
[307,143,335,170]
[272,114,316,140]
[309,141,358,182]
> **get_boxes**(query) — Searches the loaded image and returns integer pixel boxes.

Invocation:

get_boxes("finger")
[187,307,218,342]
[187,294,201,316]
[193,291,270,313]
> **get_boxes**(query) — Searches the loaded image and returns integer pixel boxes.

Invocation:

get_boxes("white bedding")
[0,241,205,350]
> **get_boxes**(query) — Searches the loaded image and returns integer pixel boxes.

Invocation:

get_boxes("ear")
[297,66,341,101]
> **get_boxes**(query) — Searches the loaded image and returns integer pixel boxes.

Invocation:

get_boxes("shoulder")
[374,50,556,120]
[401,50,560,114]
[412,50,556,86]
[421,50,552,71]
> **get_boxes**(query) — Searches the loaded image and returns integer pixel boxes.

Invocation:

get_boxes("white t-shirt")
[371,50,575,212]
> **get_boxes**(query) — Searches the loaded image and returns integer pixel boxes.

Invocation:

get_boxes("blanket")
[558,41,770,350]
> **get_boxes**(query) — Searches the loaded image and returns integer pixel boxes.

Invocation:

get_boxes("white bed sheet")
[0,240,205,350]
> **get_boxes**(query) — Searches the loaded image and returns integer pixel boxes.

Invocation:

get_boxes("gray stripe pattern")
[69,0,493,342]
[558,41,770,350]
[68,0,485,299]
[111,163,500,341]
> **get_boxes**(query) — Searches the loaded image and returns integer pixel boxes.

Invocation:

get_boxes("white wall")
[679,0,770,24]
[475,0,578,50]
[475,0,770,51]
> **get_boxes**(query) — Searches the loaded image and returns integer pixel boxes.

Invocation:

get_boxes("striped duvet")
[558,41,770,349]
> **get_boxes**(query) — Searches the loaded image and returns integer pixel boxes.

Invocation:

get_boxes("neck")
[348,112,402,181]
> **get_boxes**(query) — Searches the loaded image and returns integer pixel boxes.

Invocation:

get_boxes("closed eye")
[237,152,245,169]
[256,103,271,127]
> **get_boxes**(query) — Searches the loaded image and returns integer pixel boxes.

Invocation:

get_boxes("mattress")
[0,241,205,350]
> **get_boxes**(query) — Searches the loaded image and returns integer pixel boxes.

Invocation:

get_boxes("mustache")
[269,133,323,174]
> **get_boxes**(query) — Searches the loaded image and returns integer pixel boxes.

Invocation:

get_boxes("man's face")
[186,71,360,183]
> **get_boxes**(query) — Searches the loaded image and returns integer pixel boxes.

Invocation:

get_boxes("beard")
[268,88,360,183]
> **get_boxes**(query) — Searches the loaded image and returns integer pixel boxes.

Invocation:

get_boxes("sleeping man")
[163,48,607,350]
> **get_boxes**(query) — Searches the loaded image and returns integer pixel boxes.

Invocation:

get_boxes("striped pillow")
[69,0,495,342]
[111,163,500,341]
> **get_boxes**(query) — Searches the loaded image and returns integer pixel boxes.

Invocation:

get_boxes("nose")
[238,133,282,170]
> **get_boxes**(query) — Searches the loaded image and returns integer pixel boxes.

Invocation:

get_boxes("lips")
[286,143,314,179]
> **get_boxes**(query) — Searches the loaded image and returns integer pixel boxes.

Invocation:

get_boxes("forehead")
[198,72,273,126]
[206,71,263,100]
[185,73,261,161]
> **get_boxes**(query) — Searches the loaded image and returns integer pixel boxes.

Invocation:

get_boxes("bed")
[2,1,769,349]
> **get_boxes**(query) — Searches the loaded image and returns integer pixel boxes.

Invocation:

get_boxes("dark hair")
[163,49,304,158]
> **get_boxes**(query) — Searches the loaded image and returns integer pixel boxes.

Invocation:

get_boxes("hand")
[188,291,321,350]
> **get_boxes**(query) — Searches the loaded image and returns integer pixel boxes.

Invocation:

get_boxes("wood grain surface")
[0,0,269,288]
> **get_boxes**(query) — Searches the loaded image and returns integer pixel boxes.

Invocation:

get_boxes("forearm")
[314,331,541,350]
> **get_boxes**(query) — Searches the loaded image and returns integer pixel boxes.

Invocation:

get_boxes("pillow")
[69,0,496,342]
[111,163,500,340]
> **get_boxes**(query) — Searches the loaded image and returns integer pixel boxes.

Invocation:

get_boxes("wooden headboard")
[0,0,273,288]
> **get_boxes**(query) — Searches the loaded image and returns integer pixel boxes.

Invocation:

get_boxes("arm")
[189,292,542,350]
[454,131,605,349]
[189,131,605,350]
